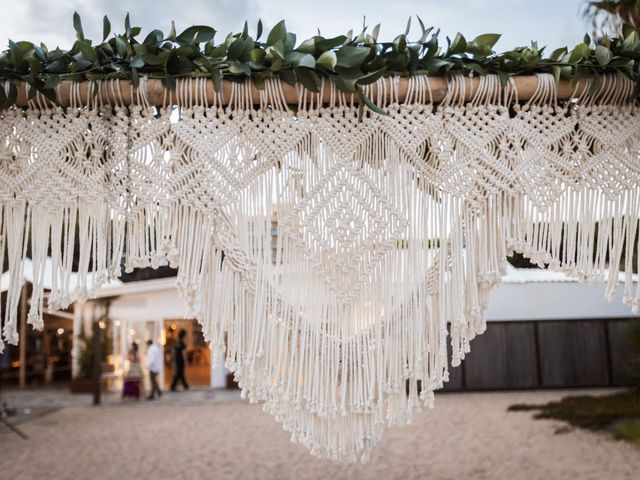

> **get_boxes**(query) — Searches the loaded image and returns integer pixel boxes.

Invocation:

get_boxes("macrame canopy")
[1,73,638,462]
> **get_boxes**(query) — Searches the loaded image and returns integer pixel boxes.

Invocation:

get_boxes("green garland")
[0,13,639,111]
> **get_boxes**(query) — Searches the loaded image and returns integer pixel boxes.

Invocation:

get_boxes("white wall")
[108,289,190,322]
[487,281,639,321]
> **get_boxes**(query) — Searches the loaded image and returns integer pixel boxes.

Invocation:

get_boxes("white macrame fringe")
[0,74,638,462]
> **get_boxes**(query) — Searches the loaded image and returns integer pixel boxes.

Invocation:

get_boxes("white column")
[71,303,83,378]
[154,320,165,390]
[211,348,227,389]
[120,318,127,376]
[112,319,117,367]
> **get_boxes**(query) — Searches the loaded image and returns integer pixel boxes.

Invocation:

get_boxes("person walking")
[146,339,162,400]
[122,342,143,400]
[170,329,189,391]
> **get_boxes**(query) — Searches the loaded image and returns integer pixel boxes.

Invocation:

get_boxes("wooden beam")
[42,327,51,384]
[12,75,614,108]
[43,308,75,321]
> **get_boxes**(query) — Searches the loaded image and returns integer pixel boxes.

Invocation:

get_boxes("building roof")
[0,258,123,293]
[91,276,177,298]
[501,263,638,284]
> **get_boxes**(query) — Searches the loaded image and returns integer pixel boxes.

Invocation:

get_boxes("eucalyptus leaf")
[394,35,407,53]
[285,32,296,51]
[286,51,315,69]
[131,67,139,86]
[166,53,195,74]
[210,68,222,91]
[115,36,128,57]
[43,74,60,89]
[125,13,131,37]
[267,21,287,47]
[336,46,371,68]
[360,90,388,116]
[130,55,145,68]
[472,33,501,49]
[142,52,166,65]
[334,76,357,93]
[168,21,177,42]
[315,36,347,52]
[595,45,612,66]
[296,38,316,55]
[45,59,69,73]
[549,47,567,61]
[256,20,263,40]
[448,33,467,55]
[133,44,146,55]
[279,69,296,86]
[317,50,337,71]
[103,16,111,42]
[404,17,411,36]
[569,43,592,63]
[227,37,246,61]
[252,75,265,90]
[249,48,266,63]
[73,12,84,41]
[228,61,251,75]
[77,41,97,62]
[177,26,216,45]
[296,68,321,92]
[356,68,385,85]
[372,24,380,43]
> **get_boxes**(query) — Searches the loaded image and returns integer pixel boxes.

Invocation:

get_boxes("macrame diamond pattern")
[280,160,408,300]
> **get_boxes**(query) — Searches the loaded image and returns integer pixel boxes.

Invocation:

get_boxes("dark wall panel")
[440,318,635,392]
[504,323,538,389]
[463,322,538,390]
[537,320,609,388]
[607,319,633,386]
[464,324,509,389]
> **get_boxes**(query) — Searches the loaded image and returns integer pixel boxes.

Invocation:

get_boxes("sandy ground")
[1,390,639,480]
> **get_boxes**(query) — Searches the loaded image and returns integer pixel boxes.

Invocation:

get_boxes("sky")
[0,0,592,51]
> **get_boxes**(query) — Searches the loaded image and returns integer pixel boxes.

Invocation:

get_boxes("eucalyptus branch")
[0,13,638,111]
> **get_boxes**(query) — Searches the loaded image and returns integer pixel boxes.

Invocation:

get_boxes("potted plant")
[70,323,112,393]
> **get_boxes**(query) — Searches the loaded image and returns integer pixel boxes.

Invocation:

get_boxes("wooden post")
[42,327,51,384]
[92,305,102,406]
[18,285,27,389]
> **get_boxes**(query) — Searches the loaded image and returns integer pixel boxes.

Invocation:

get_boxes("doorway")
[163,319,210,388]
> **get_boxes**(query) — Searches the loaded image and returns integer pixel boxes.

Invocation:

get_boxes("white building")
[72,263,638,392]
[75,277,228,390]
[487,264,639,321]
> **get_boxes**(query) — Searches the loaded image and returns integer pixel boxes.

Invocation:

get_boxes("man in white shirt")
[146,339,163,400]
